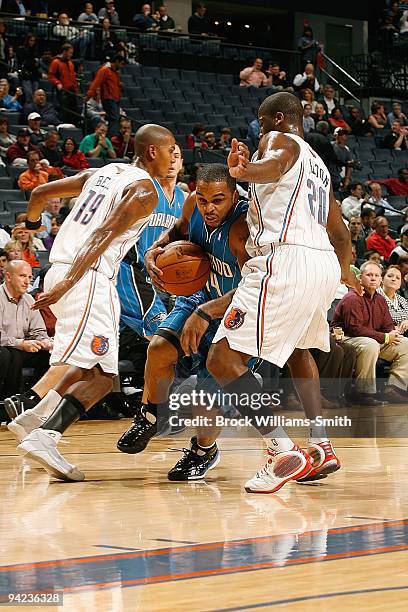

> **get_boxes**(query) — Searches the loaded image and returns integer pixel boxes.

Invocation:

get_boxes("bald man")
[12,124,176,481]
[0,261,52,406]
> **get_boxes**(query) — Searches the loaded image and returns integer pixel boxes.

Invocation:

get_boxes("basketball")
[156,240,211,296]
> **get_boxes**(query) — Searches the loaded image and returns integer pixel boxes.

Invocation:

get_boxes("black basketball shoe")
[4,393,38,420]
[168,437,220,481]
[117,406,157,454]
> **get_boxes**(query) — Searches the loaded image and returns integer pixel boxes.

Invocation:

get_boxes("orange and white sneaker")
[298,440,340,482]
[245,445,313,494]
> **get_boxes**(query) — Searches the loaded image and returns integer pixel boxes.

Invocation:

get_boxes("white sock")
[309,421,328,444]
[267,426,294,453]
[30,390,62,419]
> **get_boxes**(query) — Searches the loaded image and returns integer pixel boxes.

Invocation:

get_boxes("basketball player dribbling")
[202,92,362,493]
[15,124,176,481]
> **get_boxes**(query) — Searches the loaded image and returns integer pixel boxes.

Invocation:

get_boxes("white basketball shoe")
[245,445,312,494]
[17,429,84,482]
[7,410,47,442]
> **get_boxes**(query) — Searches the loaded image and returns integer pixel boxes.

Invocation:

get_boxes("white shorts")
[212,245,341,367]
[45,264,120,375]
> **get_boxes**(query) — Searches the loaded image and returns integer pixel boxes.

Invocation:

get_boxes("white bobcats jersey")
[50,164,156,279]
[246,132,334,255]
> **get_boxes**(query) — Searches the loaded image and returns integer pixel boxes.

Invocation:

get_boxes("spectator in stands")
[40,130,62,167]
[265,63,293,92]
[361,207,376,238]
[79,121,116,159]
[157,5,176,31]
[200,131,218,150]
[11,224,44,268]
[378,264,408,336]
[6,128,42,166]
[132,4,157,31]
[98,0,120,25]
[39,49,53,76]
[186,123,205,149]
[247,118,260,148]
[0,20,10,81]
[0,260,52,400]
[0,117,15,159]
[293,62,319,93]
[332,261,408,403]
[320,84,338,115]
[16,33,41,102]
[302,104,315,133]
[61,137,89,170]
[329,107,351,133]
[43,215,63,251]
[388,224,408,265]
[349,215,366,265]
[78,2,99,23]
[216,127,232,151]
[300,88,317,112]
[364,249,382,265]
[366,216,396,260]
[373,168,408,196]
[86,54,125,137]
[366,182,391,214]
[341,182,365,219]
[367,102,387,130]
[110,119,135,160]
[382,120,408,150]
[86,87,107,128]
[53,13,94,60]
[27,113,46,146]
[22,89,61,127]
[4,241,23,261]
[332,127,354,190]
[188,3,211,36]
[297,27,320,65]
[0,248,6,281]
[17,150,49,191]
[348,106,373,137]
[311,102,328,124]
[99,17,121,59]
[387,102,407,127]
[239,58,267,88]
[48,44,79,125]
[0,78,22,111]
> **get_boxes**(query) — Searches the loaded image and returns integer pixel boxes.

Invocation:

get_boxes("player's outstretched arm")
[228,134,298,183]
[33,179,158,309]
[326,184,363,295]
[25,170,96,230]
[144,190,197,289]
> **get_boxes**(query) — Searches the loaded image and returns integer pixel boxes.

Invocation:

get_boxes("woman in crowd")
[11,223,45,268]
[300,87,317,112]
[329,107,351,132]
[368,102,387,130]
[61,138,89,170]
[43,215,63,251]
[378,265,408,336]
[4,240,22,261]
[311,101,328,124]
[16,33,42,101]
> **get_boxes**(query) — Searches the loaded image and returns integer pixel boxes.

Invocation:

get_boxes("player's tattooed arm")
[144,190,197,289]
[228,134,299,183]
[327,183,363,295]
[26,170,96,229]
[32,179,158,309]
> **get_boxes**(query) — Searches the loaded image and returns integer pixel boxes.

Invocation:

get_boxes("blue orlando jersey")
[117,180,185,337]
[188,199,248,300]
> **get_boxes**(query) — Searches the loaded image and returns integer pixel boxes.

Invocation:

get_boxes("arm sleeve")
[0,334,24,348]
[48,59,61,88]
[87,68,105,100]
[293,74,305,87]
[27,308,50,342]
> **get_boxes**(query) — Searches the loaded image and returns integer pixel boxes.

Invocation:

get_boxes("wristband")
[25,218,42,230]
[195,307,212,323]
[384,333,390,344]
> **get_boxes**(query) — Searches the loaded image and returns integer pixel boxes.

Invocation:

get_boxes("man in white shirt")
[341,182,366,220]
[293,62,320,93]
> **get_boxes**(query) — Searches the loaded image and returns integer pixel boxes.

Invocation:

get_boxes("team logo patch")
[224,307,246,330]
[91,335,109,356]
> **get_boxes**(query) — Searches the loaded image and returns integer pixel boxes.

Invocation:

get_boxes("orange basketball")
[156,240,210,296]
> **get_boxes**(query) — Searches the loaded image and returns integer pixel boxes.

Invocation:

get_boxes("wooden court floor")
[1,412,408,611]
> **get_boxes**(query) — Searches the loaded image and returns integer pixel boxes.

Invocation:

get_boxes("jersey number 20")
[73,190,105,225]
[307,179,328,226]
